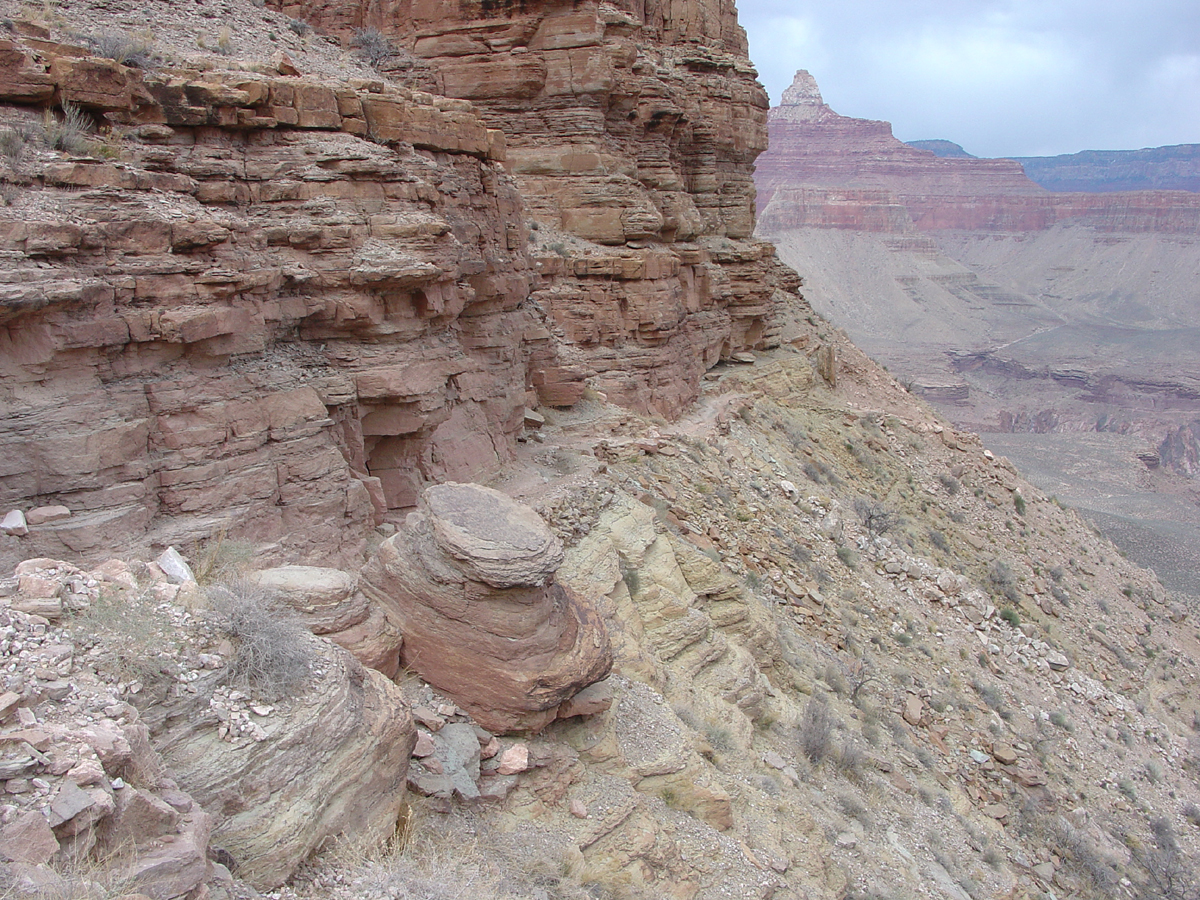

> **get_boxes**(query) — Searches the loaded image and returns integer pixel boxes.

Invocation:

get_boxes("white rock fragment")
[1,510,28,537]
[156,547,196,585]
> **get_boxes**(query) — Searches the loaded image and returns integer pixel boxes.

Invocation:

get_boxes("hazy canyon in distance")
[754,71,1200,599]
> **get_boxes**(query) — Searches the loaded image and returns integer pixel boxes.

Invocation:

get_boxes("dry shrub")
[798,697,835,763]
[352,27,394,67]
[43,102,92,155]
[81,29,154,67]
[206,579,314,700]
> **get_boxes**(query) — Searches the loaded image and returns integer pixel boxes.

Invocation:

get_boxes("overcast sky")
[738,0,1200,158]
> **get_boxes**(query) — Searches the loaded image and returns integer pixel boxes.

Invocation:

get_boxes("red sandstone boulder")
[361,483,612,733]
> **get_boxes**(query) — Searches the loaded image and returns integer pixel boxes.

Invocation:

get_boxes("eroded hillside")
[1,2,1200,900]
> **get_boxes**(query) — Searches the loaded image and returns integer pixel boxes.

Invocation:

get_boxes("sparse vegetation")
[80,29,154,67]
[797,697,835,763]
[71,581,180,686]
[206,579,315,700]
[926,528,949,553]
[1050,710,1072,731]
[352,26,395,67]
[43,102,93,155]
[854,498,898,539]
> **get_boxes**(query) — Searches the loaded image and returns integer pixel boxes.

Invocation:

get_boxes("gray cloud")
[738,0,1200,157]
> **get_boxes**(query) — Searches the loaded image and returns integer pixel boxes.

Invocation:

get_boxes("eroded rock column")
[361,482,612,733]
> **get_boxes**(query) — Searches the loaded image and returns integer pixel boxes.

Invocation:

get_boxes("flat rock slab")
[426,482,564,589]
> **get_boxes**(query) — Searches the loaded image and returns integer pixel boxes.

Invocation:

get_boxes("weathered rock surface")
[0,552,422,894]
[0,30,565,570]
[271,0,792,416]
[145,636,415,890]
[0,580,216,898]
[247,564,402,676]
[361,483,611,733]
[0,0,810,562]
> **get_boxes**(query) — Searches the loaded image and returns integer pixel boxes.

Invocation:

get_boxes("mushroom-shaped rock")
[361,483,612,734]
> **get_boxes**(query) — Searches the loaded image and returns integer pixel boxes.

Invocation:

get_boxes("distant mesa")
[906,140,977,159]
[756,69,1200,234]
[1013,145,1200,193]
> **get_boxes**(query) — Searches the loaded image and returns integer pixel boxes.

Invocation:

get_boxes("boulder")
[247,566,368,634]
[361,483,612,734]
[155,547,195,585]
[149,637,416,889]
[1,510,28,537]
[0,811,58,865]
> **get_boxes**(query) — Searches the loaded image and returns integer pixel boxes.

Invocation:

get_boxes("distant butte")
[756,70,1200,233]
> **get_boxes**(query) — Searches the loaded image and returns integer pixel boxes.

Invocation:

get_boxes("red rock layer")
[272,0,788,415]
[0,35,569,566]
[756,70,1200,235]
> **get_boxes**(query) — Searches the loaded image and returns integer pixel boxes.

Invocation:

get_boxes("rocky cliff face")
[756,70,1200,234]
[0,26,556,567]
[0,0,795,567]
[271,0,787,414]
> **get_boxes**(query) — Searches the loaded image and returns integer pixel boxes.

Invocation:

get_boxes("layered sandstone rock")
[146,636,416,889]
[247,565,403,676]
[360,482,612,733]
[0,0,805,560]
[0,32,574,568]
[272,0,789,415]
[757,69,1200,235]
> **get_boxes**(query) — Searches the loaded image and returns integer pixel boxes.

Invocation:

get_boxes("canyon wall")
[0,31,555,567]
[271,0,788,413]
[0,0,794,567]
[756,70,1200,235]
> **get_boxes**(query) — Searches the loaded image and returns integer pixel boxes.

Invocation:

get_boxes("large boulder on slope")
[147,637,415,890]
[361,482,612,734]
